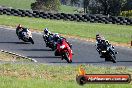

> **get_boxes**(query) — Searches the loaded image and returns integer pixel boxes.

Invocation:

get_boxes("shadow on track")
[49,61,105,64]
[49,60,132,64]
[117,60,132,62]
[27,56,61,58]
[21,49,52,51]
[0,42,29,44]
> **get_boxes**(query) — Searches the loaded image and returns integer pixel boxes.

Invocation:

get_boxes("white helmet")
[44,28,49,34]
[54,33,60,38]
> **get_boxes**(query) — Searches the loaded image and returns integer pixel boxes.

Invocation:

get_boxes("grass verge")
[0,15,132,45]
[0,52,131,88]
[0,63,132,88]
[60,5,78,14]
[0,51,31,62]
[0,0,35,10]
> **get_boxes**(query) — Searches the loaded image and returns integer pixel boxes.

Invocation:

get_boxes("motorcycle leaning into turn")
[43,34,57,51]
[16,28,34,44]
[55,38,73,63]
[96,40,117,63]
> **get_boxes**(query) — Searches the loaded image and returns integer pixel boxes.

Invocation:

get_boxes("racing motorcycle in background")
[43,34,56,51]
[96,43,117,63]
[47,40,57,51]
[55,39,72,63]
[17,28,34,44]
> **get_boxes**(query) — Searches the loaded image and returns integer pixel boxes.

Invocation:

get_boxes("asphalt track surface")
[0,27,132,66]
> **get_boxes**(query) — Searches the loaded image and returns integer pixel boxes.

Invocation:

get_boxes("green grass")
[0,15,132,43]
[60,5,78,14]
[0,0,78,13]
[0,51,31,62]
[0,63,131,88]
[0,0,35,10]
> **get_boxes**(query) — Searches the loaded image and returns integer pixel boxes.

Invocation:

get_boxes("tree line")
[31,0,132,16]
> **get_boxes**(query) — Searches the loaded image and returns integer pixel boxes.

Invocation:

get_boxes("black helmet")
[96,34,99,37]
[58,38,63,44]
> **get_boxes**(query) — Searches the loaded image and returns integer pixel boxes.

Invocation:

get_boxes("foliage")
[0,0,35,9]
[31,0,61,12]
[83,0,90,13]
[70,0,80,6]
[83,0,127,16]
[122,0,132,11]
[120,10,132,17]
[0,0,79,13]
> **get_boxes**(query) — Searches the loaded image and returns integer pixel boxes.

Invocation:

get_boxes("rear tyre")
[21,37,27,42]
[105,58,110,61]
[54,50,60,56]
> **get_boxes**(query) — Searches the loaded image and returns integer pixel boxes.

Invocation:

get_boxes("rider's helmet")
[55,33,60,38]
[54,33,60,41]
[96,34,100,37]
[44,28,49,35]
[105,40,109,43]
[58,38,63,45]
[96,34,102,42]
[105,40,110,45]
[17,24,22,29]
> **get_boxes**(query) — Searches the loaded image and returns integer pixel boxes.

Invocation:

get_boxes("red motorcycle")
[55,39,72,63]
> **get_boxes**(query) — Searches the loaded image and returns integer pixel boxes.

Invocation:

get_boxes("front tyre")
[110,53,116,63]
[63,52,72,63]
[29,37,34,44]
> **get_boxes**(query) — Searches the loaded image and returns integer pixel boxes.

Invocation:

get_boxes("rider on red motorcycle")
[53,34,72,49]
[55,38,72,62]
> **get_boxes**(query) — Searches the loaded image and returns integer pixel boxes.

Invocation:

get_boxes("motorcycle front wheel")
[29,37,34,44]
[63,52,72,63]
[110,53,116,63]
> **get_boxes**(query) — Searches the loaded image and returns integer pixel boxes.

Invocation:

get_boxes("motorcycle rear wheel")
[54,50,60,56]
